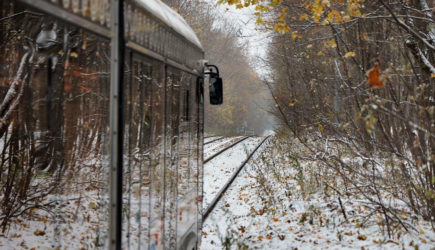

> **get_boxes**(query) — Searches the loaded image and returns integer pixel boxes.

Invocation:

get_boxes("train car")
[0,0,222,249]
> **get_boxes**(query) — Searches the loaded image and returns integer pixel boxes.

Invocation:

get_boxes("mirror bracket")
[204,64,220,77]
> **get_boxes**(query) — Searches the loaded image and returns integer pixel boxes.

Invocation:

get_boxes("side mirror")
[209,74,223,105]
[205,64,223,105]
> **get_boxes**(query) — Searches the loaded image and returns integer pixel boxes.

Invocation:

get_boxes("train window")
[184,89,190,121]
[197,77,204,104]
[0,8,111,247]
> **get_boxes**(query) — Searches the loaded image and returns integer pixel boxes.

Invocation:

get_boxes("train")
[0,0,222,249]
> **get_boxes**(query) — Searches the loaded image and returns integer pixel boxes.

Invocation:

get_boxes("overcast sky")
[206,0,272,77]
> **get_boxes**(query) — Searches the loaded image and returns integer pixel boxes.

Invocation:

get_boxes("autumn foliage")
[366,64,383,88]
[222,0,435,225]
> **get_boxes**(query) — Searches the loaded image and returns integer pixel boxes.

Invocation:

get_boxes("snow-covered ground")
[200,137,435,249]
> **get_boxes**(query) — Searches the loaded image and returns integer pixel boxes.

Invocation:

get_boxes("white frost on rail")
[134,0,203,50]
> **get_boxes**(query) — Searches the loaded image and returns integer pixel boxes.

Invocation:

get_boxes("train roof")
[134,0,203,50]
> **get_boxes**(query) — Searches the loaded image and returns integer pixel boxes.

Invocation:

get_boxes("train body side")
[0,0,205,249]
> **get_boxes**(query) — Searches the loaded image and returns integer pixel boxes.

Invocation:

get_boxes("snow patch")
[134,0,203,50]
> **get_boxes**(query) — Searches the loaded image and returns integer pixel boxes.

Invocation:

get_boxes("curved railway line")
[202,136,271,221]
[204,136,226,145]
[204,136,251,163]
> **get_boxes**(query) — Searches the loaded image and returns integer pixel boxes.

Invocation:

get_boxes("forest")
[164,0,274,136]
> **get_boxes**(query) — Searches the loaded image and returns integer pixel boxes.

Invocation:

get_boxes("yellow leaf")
[348,4,362,17]
[318,124,324,133]
[291,31,298,40]
[89,201,96,209]
[327,40,337,48]
[307,44,313,49]
[70,52,78,58]
[299,14,309,21]
[317,51,325,56]
[344,51,356,58]
[343,15,351,22]
[431,73,435,78]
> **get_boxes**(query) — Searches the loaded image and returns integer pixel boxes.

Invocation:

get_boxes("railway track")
[204,136,251,164]
[204,135,220,141]
[202,136,270,221]
[204,136,226,145]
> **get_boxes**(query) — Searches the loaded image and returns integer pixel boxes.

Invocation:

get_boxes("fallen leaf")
[89,201,96,209]
[33,229,45,236]
[357,235,367,240]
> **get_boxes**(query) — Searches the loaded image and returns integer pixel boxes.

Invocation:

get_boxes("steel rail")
[204,136,226,146]
[204,136,251,164]
[202,136,270,221]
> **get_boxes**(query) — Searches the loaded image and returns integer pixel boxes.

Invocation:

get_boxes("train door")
[163,67,182,249]
[122,52,153,249]
[196,76,205,240]
[176,73,199,248]
[149,58,166,250]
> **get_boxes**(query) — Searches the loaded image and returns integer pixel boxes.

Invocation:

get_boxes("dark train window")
[184,89,190,121]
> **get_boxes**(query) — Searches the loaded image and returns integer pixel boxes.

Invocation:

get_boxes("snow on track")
[203,136,264,210]
[203,136,244,159]
[201,138,268,249]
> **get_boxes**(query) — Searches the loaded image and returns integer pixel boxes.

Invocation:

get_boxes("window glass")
[0,2,110,248]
